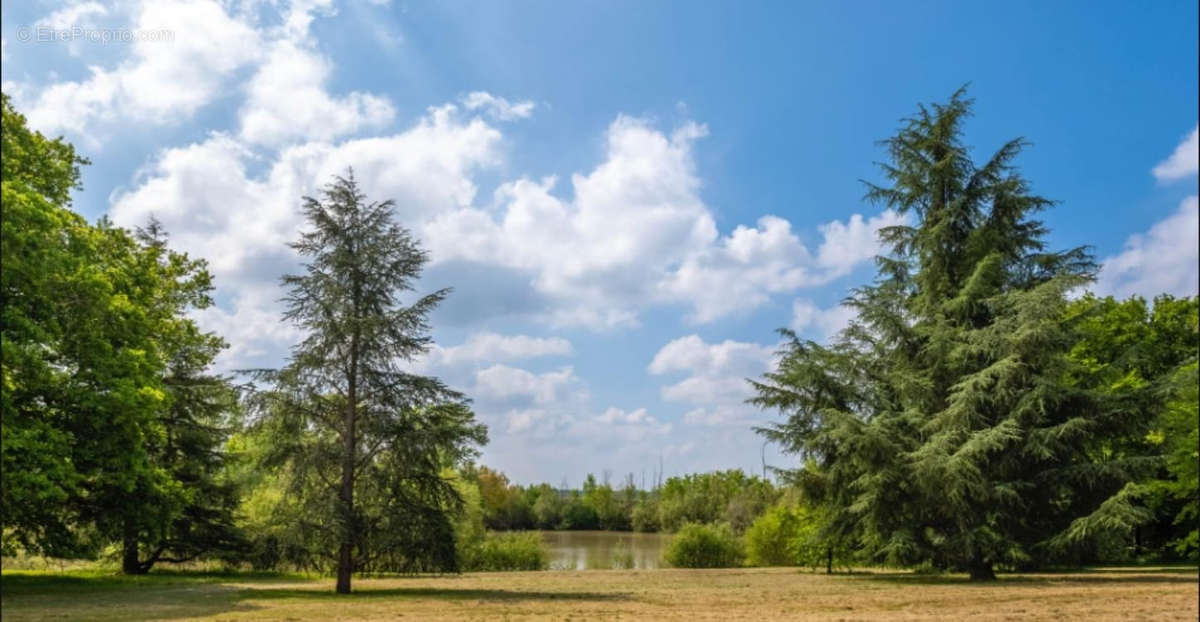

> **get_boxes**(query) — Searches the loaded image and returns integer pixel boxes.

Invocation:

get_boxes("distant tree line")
[458,466,778,534]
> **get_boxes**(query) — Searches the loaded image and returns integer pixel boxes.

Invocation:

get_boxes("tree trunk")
[336,383,356,593]
[336,322,361,595]
[122,520,146,575]
[968,556,996,582]
[826,546,833,575]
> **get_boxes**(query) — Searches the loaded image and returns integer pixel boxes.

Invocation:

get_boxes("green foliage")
[1158,363,1199,557]
[631,495,661,532]
[461,532,549,571]
[2,92,104,556]
[531,484,566,529]
[461,467,775,536]
[1,94,239,569]
[655,471,776,533]
[246,173,486,590]
[744,504,804,566]
[466,466,535,530]
[1063,294,1198,560]
[664,523,744,568]
[752,87,1137,580]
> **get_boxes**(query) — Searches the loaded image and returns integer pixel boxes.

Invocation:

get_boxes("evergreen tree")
[752,88,1136,580]
[248,172,486,593]
[119,222,244,574]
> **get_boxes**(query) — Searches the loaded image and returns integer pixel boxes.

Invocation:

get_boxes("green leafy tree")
[1,93,94,556]
[2,96,228,568]
[1066,294,1198,559]
[248,172,486,593]
[1157,363,1199,557]
[753,88,1132,580]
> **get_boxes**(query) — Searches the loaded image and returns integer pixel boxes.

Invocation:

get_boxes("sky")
[2,0,1197,487]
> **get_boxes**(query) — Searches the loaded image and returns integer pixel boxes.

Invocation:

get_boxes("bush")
[744,501,856,571]
[745,504,805,566]
[462,532,549,571]
[663,523,744,568]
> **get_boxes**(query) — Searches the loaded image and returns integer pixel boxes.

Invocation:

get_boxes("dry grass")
[2,566,1196,621]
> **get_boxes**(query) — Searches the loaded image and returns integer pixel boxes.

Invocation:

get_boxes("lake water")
[540,530,672,570]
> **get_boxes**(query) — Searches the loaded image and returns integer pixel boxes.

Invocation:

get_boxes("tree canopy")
[245,172,486,593]
[751,87,1180,579]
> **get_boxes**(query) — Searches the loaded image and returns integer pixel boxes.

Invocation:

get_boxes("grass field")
[2,566,1197,621]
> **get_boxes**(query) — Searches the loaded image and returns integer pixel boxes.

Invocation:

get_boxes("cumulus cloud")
[460,92,536,121]
[34,1,110,56]
[1093,127,1199,300]
[22,0,263,140]
[1094,196,1199,299]
[790,299,856,341]
[424,116,902,327]
[15,0,398,149]
[238,39,395,146]
[474,365,581,405]
[423,333,572,369]
[110,103,506,365]
[649,335,776,426]
[28,0,900,485]
[1152,126,1199,182]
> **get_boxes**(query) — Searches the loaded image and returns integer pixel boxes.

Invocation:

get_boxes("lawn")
[2,566,1196,621]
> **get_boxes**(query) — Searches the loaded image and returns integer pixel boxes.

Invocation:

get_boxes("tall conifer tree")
[752,88,1140,580]
[250,172,486,593]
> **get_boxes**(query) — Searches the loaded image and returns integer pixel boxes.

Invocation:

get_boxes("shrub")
[463,532,549,571]
[663,523,744,568]
[745,504,804,566]
[744,501,857,571]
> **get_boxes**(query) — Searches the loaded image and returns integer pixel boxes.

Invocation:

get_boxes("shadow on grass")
[0,569,310,596]
[845,568,1199,587]
[1,579,253,622]
[1,572,631,622]
[240,585,631,602]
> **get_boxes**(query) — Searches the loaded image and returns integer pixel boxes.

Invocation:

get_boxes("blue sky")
[3,0,1197,486]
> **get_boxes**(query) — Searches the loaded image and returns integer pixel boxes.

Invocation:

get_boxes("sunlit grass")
[3,565,1196,621]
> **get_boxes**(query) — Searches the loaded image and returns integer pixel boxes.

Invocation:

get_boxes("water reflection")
[540,530,671,570]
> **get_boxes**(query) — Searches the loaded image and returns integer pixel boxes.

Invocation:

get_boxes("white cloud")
[649,335,776,426]
[110,103,505,365]
[17,0,394,148]
[425,116,900,327]
[790,299,856,341]
[1094,196,1199,299]
[23,0,263,139]
[474,365,581,405]
[1092,128,1200,299]
[424,333,572,369]
[1152,126,1199,182]
[649,334,775,377]
[34,1,111,56]
[460,92,535,121]
[238,39,395,146]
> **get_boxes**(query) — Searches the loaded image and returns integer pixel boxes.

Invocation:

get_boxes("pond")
[540,530,672,570]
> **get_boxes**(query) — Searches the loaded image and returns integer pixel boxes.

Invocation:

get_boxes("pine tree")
[119,221,244,574]
[249,172,486,593]
[752,88,1138,580]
